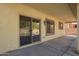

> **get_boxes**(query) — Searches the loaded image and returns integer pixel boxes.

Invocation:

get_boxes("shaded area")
[68,3,77,19]
[0,36,78,56]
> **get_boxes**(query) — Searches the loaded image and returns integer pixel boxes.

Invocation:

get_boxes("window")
[59,22,63,30]
[74,24,77,28]
[45,19,55,35]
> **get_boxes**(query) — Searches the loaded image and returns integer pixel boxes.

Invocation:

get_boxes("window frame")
[59,22,63,30]
[45,19,55,36]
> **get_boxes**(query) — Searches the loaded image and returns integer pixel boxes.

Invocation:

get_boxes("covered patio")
[0,4,78,56]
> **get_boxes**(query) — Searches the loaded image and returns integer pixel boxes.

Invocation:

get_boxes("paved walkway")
[0,36,79,56]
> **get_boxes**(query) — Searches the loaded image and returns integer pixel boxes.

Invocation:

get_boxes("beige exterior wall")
[0,4,65,53]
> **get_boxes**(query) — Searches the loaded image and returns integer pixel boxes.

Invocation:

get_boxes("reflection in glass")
[32,21,40,42]
[20,21,30,36]
[20,16,31,46]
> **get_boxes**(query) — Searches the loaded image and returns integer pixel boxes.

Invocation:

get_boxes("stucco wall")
[0,4,65,53]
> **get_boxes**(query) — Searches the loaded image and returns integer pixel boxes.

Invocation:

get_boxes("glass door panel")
[20,16,31,46]
[32,20,40,42]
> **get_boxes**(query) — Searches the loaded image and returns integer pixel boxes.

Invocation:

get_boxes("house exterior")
[0,4,77,53]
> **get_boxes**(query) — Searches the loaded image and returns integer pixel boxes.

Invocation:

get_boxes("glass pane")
[59,22,63,29]
[20,20,30,36]
[50,24,54,33]
[32,20,40,42]
[45,20,54,35]
[20,16,31,46]
[32,22,39,35]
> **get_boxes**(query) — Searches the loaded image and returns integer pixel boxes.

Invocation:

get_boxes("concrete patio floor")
[0,36,79,56]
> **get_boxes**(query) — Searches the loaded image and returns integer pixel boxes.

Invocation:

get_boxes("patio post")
[76,4,79,53]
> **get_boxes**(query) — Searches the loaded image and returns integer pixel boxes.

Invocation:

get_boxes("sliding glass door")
[20,16,41,46]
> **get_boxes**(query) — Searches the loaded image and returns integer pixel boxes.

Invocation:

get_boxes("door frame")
[19,15,41,47]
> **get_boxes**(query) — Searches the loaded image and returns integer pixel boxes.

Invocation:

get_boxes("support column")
[76,4,79,53]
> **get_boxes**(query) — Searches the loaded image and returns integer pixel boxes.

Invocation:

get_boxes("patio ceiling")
[68,3,77,19]
[24,3,76,22]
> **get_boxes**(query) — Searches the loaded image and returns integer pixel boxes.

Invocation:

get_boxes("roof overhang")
[24,3,76,22]
[68,3,77,19]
